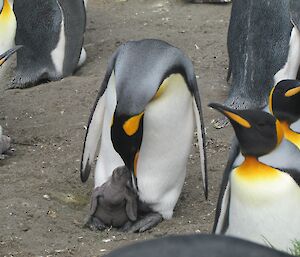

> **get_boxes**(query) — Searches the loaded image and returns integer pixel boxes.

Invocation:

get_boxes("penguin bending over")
[269,79,300,149]
[81,39,207,232]
[216,0,300,128]
[105,234,293,257]
[210,103,300,251]
[11,0,86,88]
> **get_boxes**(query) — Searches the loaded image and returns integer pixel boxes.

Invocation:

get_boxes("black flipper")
[213,136,239,233]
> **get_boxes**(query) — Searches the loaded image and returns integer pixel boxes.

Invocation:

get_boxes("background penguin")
[216,0,300,128]
[0,46,21,155]
[80,39,207,232]
[11,0,86,88]
[210,103,300,251]
[0,0,16,78]
[104,234,294,257]
[270,79,300,148]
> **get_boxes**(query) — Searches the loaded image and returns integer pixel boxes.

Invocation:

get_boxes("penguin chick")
[269,79,300,149]
[210,103,300,251]
[85,166,138,231]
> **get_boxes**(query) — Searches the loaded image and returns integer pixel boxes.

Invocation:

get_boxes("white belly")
[136,74,194,219]
[226,171,300,252]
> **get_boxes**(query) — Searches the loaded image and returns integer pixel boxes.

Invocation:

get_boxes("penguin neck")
[235,156,280,181]
[0,0,13,21]
[280,121,300,150]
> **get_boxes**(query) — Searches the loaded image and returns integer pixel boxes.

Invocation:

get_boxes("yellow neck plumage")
[280,121,300,150]
[234,156,280,181]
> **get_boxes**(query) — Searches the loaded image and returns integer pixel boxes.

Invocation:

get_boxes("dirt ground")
[0,1,234,256]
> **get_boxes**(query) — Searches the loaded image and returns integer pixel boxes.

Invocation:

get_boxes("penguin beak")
[209,103,251,128]
[0,45,23,66]
[285,86,300,97]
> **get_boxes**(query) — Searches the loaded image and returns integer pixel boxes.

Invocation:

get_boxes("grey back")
[227,0,292,109]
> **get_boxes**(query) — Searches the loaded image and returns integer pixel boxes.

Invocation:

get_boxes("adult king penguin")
[210,103,300,251]
[11,0,86,88]
[81,39,207,232]
[105,234,294,257]
[269,79,300,149]
[215,0,300,128]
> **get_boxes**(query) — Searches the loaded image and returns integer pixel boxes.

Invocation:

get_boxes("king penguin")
[269,79,300,149]
[0,0,16,77]
[81,39,207,232]
[210,103,300,251]
[105,234,293,257]
[11,0,86,88]
[216,0,300,128]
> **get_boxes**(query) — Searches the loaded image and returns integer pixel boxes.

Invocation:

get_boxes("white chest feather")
[227,168,300,252]
[274,26,300,83]
[136,74,194,219]
[50,1,66,76]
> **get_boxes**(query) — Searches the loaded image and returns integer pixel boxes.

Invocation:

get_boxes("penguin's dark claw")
[125,212,163,233]
[84,215,107,231]
[213,116,229,129]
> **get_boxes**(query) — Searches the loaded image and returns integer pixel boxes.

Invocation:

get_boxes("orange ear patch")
[285,86,300,97]
[123,112,144,136]
[224,111,251,128]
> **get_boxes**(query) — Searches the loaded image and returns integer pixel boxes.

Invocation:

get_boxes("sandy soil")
[0,1,234,256]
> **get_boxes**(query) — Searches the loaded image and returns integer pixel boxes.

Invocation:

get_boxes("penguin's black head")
[209,103,283,157]
[111,111,144,176]
[0,45,22,66]
[269,79,300,124]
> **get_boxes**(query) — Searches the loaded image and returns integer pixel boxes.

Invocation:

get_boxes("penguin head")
[209,103,283,157]
[111,111,144,176]
[269,79,300,125]
[0,45,22,66]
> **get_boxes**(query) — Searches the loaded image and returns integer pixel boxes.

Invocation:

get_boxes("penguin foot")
[213,116,229,129]
[125,212,163,233]
[84,215,107,231]
[0,135,11,155]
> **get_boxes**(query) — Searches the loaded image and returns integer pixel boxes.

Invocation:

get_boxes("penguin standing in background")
[81,39,207,232]
[269,80,300,149]
[210,103,300,251]
[0,0,16,77]
[0,46,22,155]
[105,234,293,257]
[11,0,86,88]
[216,0,300,128]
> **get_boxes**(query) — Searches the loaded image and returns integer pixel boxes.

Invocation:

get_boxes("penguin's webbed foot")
[0,135,11,155]
[9,75,35,89]
[84,215,107,231]
[125,212,163,233]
